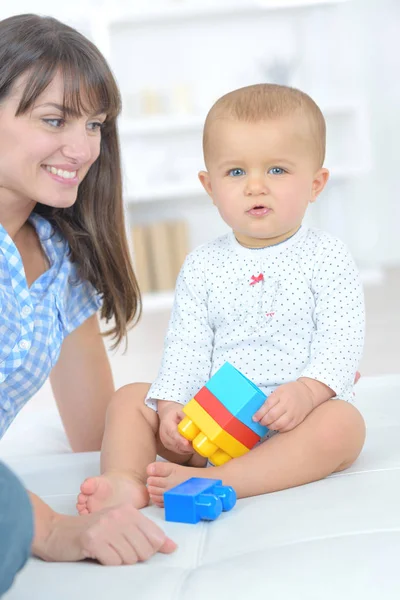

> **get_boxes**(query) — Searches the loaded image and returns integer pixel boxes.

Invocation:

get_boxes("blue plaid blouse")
[0,213,102,438]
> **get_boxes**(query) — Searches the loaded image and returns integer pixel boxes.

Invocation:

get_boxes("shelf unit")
[106,0,349,28]
[118,101,359,138]
[119,115,205,137]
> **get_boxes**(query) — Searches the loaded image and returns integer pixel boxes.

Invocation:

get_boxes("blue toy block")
[205,362,268,437]
[164,477,237,524]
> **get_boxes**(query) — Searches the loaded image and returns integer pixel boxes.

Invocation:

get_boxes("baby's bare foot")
[146,462,207,508]
[76,472,149,515]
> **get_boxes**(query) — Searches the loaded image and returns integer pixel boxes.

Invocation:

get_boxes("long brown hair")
[0,13,141,348]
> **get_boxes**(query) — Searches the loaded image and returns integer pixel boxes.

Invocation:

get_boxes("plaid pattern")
[0,213,102,438]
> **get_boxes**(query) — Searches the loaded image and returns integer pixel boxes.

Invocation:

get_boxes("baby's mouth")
[247,205,271,216]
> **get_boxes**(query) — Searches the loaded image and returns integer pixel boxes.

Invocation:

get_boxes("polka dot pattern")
[146,226,365,409]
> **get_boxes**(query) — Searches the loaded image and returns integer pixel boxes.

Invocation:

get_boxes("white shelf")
[127,183,206,204]
[125,165,367,205]
[109,0,349,28]
[119,115,205,137]
[119,103,359,138]
[142,291,174,313]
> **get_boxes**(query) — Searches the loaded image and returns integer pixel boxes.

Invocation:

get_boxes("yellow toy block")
[178,398,249,465]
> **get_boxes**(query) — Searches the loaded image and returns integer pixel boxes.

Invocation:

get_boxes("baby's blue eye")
[269,167,285,175]
[228,168,245,177]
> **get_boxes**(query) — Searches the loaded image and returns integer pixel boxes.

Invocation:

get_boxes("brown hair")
[203,83,326,168]
[0,14,141,348]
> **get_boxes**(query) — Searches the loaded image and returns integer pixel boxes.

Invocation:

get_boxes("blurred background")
[2,0,399,387]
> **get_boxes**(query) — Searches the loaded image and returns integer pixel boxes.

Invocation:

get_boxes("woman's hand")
[38,503,177,565]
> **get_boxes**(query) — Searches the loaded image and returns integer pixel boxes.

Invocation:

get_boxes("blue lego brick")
[164,477,237,524]
[205,362,268,437]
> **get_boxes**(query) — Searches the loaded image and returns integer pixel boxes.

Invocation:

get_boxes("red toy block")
[194,386,260,449]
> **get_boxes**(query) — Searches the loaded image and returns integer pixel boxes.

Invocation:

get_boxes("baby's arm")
[145,250,215,414]
[145,250,215,451]
[299,237,365,397]
[254,237,364,432]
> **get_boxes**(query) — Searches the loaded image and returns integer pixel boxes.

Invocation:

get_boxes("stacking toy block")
[179,398,250,465]
[195,386,260,449]
[178,362,269,465]
[164,477,236,524]
[206,362,268,438]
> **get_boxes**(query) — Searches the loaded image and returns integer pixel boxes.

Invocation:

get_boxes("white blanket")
[2,375,400,599]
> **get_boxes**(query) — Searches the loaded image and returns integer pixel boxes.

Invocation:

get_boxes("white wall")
[345,0,400,268]
[2,0,399,268]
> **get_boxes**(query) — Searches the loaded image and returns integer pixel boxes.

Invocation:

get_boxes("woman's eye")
[43,118,64,128]
[269,167,286,175]
[88,122,104,132]
[228,168,245,177]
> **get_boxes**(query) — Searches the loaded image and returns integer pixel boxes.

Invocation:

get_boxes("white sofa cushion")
[2,375,400,599]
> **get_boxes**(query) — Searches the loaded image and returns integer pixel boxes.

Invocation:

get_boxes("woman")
[0,462,33,597]
[0,12,176,582]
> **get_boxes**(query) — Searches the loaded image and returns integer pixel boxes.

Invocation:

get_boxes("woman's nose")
[61,129,93,164]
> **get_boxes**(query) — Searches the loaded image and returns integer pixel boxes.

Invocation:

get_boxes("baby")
[77,83,366,514]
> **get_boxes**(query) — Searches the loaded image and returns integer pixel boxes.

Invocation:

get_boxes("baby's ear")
[198,170,213,197]
[311,168,329,201]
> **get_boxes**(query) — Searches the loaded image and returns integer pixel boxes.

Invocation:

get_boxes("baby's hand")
[158,400,194,455]
[252,381,315,433]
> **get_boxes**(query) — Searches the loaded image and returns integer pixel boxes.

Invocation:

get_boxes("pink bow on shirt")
[249,273,264,286]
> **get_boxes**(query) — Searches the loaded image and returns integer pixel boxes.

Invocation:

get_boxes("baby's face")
[199,116,328,248]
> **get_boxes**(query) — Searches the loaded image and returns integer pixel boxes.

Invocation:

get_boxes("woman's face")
[0,71,106,210]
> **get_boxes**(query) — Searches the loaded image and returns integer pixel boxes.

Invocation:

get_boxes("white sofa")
[2,375,400,600]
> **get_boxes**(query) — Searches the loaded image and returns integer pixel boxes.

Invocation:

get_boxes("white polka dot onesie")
[146,226,365,409]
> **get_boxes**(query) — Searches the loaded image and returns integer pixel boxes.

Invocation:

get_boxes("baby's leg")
[147,399,365,505]
[77,383,205,515]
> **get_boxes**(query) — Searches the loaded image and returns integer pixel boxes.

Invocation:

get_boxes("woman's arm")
[49,313,114,452]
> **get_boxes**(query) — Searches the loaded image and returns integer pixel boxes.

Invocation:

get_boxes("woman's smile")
[42,164,79,184]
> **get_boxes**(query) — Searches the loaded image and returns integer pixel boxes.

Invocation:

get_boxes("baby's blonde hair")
[203,83,326,168]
